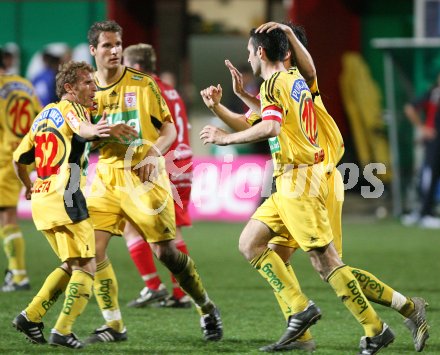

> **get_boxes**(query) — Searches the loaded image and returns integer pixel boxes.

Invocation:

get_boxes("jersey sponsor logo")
[299,94,318,146]
[32,107,64,132]
[32,180,52,194]
[0,81,34,98]
[268,136,281,154]
[103,103,119,110]
[131,74,143,81]
[66,110,80,129]
[290,79,310,102]
[124,92,136,108]
[6,96,33,138]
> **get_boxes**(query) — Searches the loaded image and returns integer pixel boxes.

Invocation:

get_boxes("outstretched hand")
[200,125,229,146]
[93,112,111,138]
[109,123,138,143]
[225,59,247,97]
[200,84,222,109]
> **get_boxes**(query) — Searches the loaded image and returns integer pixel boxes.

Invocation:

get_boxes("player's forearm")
[148,121,177,157]
[235,92,261,114]
[13,161,32,191]
[211,103,251,132]
[225,120,279,144]
[287,32,316,86]
[79,122,98,140]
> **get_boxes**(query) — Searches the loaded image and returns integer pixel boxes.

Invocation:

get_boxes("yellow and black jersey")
[308,77,344,171]
[260,68,324,177]
[91,67,172,168]
[13,100,90,230]
[0,74,41,163]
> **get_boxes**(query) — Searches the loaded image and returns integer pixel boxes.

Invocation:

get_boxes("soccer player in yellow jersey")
[84,20,222,343]
[0,48,41,292]
[12,61,111,349]
[201,28,395,354]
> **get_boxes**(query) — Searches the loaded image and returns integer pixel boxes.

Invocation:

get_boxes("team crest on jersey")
[32,108,64,132]
[66,110,80,129]
[124,92,136,108]
[290,79,310,103]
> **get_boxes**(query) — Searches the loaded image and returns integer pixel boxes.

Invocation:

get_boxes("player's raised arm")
[200,84,251,132]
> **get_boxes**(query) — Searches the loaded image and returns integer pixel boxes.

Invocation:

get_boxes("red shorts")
[173,185,191,227]
[168,158,193,227]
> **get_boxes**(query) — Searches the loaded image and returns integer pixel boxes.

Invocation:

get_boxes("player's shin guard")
[251,248,309,314]
[350,267,415,317]
[54,270,93,335]
[94,258,124,332]
[170,252,212,313]
[2,224,27,283]
[328,265,382,336]
[25,267,70,322]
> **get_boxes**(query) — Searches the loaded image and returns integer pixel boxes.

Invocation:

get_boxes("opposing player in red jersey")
[123,43,193,308]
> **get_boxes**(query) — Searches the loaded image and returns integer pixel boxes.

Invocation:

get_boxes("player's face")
[247,38,261,77]
[91,31,123,70]
[72,71,97,108]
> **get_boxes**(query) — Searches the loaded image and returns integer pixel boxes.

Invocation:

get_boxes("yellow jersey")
[260,68,324,177]
[309,78,344,171]
[0,74,41,163]
[91,67,172,168]
[13,100,90,230]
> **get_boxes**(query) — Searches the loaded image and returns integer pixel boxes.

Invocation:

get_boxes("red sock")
[127,237,161,290]
[171,240,189,299]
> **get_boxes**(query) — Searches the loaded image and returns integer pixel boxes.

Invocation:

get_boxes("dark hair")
[88,20,123,48]
[249,28,288,62]
[0,47,4,69]
[56,61,94,98]
[283,22,308,66]
[123,43,156,72]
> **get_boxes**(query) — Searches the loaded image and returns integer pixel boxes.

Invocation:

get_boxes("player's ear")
[64,82,74,94]
[89,45,96,56]
[258,46,264,58]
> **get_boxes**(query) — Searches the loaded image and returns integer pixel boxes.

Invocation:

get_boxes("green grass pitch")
[0,219,439,354]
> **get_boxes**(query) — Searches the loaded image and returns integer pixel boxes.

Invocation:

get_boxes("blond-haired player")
[12,61,110,349]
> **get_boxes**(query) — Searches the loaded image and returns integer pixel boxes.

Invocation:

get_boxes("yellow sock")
[285,263,313,342]
[25,267,70,322]
[54,270,93,335]
[2,224,27,283]
[171,252,212,314]
[350,267,415,317]
[251,248,309,314]
[94,258,124,332]
[328,265,382,337]
[273,288,313,343]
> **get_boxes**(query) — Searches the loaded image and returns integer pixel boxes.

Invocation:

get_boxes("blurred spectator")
[2,43,20,75]
[160,71,177,87]
[402,73,440,229]
[30,43,71,106]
